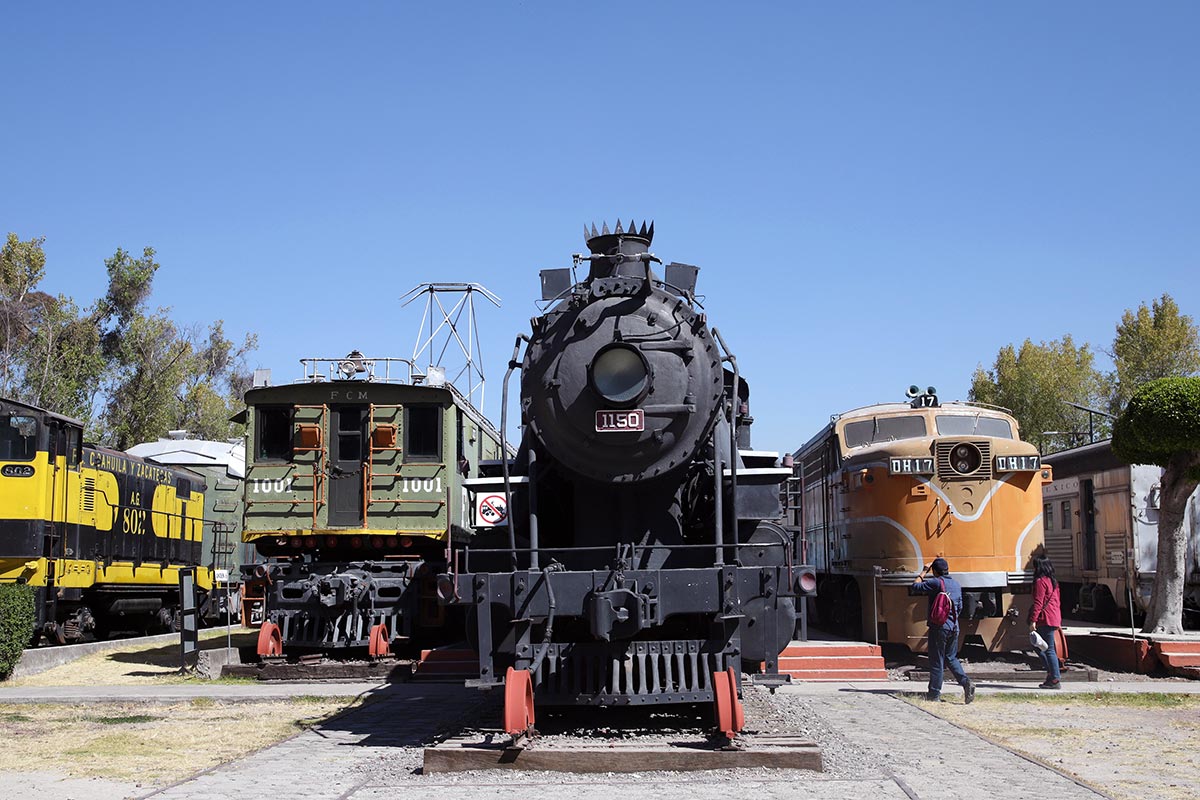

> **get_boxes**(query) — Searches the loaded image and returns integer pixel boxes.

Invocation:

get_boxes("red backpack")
[929,578,956,626]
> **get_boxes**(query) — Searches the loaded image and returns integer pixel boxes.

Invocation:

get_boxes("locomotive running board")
[423,732,822,774]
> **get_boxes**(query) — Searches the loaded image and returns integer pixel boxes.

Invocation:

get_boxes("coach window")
[257,407,293,462]
[404,405,442,463]
[1,415,38,461]
[842,415,926,449]
[1060,500,1072,531]
[1043,503,1053,531]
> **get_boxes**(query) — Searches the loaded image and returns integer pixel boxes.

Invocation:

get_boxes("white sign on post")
[476,493,509,527]
[215,569,231,583]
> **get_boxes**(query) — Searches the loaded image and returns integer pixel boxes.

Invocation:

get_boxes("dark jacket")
[1028,576,1062,628]
[911,574,964,632]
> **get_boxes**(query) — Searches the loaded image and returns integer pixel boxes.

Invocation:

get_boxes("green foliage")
[1112,377,1200,478]
[969,335,1108,452]
[1111,294,1200,410]
[0,231,256,447]
[0,583,36,679]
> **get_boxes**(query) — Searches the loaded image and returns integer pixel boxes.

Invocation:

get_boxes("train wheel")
[503,667,535,736]
[711,667,745,739]
[368,623,391,658]
[257,621,283,657]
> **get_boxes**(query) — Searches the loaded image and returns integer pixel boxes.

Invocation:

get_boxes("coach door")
[328,406,366,527]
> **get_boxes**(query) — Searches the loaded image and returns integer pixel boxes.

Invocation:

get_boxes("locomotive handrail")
[500,333,531,571]
[712,327,738,567]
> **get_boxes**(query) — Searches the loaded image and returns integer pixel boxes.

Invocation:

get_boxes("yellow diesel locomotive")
[0,397,210,643]
[791,386,1051,652]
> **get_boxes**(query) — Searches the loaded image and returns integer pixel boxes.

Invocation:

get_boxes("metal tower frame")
[400,283,500,411]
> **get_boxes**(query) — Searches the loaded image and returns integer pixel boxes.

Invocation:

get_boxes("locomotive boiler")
[439,221,807,737]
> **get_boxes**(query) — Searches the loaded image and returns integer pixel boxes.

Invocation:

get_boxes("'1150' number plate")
[596,409,645,432]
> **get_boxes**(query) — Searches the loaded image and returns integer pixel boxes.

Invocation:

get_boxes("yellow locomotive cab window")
[1,415,38,461]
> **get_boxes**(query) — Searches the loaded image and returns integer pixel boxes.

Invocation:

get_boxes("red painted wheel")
[369,623,391,658]
[257,621,282,657]
[503,667,535,736]
[712,666,745,738]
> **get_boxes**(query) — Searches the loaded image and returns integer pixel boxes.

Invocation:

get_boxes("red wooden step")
[764,640,888,681]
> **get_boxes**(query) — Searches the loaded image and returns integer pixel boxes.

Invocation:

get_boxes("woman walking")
[1029,555,1063,689]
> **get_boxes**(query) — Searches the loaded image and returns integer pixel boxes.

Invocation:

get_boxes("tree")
[1112,377,1200,635]
[969,336,1109,452]
[0,234,105,418]
[1,233,255,446]
[1111,294,1200,411]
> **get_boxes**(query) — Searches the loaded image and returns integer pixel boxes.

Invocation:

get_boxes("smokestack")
[583,219,654,280]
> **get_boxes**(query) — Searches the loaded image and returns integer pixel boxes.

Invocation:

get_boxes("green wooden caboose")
[237,355,505,655]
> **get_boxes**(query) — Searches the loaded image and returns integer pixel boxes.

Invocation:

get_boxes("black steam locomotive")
[438,221,808,737]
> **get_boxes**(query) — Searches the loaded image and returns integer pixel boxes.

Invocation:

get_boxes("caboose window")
[404,405,442,462]
[256,407,293,461]
[935,415,1013,439]
[1,415,38,461]
[1060,500,1072,530]
[1043,503,1053,531]
[842,415,926,448]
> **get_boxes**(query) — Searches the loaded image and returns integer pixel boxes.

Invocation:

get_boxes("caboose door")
[328,406,366,527]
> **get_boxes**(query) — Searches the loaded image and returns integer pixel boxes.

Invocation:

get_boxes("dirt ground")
[9,630,259,686]
[918,693,1200,800]
[0,697,358,793]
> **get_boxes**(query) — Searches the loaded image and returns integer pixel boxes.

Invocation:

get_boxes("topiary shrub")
[1112,376,1200,478]
[0,583,36,679]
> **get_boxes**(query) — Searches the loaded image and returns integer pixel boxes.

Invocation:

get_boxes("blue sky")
[3,3,1197,451]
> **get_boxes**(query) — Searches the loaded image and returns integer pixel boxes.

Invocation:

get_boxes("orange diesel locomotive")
[791,386,1052,652]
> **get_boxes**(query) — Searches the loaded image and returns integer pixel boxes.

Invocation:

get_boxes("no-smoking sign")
[476,493,508,527]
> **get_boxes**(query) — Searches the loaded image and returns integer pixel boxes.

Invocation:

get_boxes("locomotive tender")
[439,221,805,736]
[237,355,505,656]
[791,387,1052,653]
[0,396,211,643]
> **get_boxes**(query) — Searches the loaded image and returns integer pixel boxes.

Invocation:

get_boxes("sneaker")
[963,680,975,704]
[925,692,941,701]
[1038,680,1061,690]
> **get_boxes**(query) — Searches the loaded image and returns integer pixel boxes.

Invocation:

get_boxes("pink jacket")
[1029,576,1062,628]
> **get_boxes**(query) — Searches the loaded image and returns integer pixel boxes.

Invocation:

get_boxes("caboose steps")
[413,647,478,681]
[765,640,888,681]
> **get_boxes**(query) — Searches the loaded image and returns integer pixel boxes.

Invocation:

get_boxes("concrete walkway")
[3,678,1196,799]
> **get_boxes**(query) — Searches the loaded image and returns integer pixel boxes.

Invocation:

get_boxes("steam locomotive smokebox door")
[328,406,366,526]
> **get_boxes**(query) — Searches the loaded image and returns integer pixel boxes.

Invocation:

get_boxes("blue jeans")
[928,626,969,697]
[1037,625,1061,682]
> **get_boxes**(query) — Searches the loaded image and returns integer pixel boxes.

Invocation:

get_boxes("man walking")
[911,557,975,703]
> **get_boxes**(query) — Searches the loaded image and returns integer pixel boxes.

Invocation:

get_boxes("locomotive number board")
[889,457,935,475]
[995,455,1040,471]
[595,409,645,432]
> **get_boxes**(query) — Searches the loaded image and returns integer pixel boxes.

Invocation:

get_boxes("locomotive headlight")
[590,344,650,404]
[951,443,982,475]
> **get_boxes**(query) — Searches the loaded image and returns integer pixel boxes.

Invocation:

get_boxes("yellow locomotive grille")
[936,440,992,479]
[81,476,96,512]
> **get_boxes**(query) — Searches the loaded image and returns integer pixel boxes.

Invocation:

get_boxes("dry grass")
[10,629,258,687]
[0,698,358,784]
[917,694,1200,800]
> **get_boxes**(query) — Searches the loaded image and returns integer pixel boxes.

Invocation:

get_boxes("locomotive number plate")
[596,409,645,432]
[995,455,1040,471]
